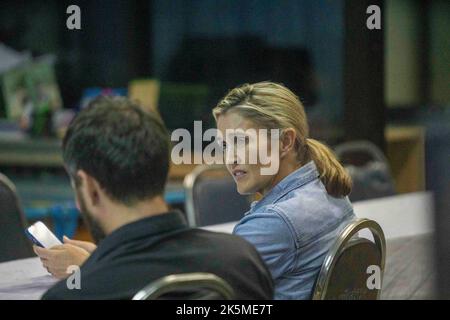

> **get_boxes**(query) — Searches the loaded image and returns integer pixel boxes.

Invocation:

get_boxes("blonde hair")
[213,81,352,198]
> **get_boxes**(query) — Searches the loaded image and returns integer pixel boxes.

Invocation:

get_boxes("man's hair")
[63,95,170,205]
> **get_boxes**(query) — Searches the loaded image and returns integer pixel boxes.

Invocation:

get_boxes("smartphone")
[26,221,62,248]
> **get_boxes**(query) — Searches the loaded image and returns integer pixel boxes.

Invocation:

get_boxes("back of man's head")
[63,96,170,205]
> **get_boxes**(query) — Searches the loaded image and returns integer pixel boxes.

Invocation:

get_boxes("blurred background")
[0,0,448,299]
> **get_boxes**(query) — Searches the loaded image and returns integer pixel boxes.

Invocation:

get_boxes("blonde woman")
[213,82,355,299]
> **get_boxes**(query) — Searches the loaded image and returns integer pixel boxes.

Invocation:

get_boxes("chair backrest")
[312,218,386,300]
[184,165,250,227]
[0,173,34,263]
[132,273,235,300]
[334,140,396,201]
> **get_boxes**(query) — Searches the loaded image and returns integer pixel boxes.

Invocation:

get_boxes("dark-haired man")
[35,96,273,299]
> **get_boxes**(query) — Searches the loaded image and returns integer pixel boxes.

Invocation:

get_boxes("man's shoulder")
[187,228,258,253]
[185,229,274,299]
[184,228,271,272]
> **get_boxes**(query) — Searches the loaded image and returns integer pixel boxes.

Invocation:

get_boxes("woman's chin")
[236,184,254,195]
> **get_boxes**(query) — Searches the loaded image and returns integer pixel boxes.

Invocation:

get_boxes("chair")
[132,273,235,300]
[0,173,34,263]
[312,218,386,300]
[183,165,250,227]
[334,140,396,202]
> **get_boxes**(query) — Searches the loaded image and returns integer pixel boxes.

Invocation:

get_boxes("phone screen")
[26,221,62,248]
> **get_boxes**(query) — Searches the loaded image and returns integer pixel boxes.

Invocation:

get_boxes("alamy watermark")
[366,264,382,290]
[171,121,281,175]
[66,5,81,30]
[366,5,381,30]
[66,4,380,31]
[66,265,81,290]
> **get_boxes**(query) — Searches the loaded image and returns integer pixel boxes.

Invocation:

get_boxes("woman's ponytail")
[306,138,352,198]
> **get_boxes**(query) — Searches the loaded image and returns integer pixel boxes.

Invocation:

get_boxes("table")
[204,191,434,239]
[0,257,57,300]
[0,136,198,179]
[0,136,62,167]
[381,234,435,299]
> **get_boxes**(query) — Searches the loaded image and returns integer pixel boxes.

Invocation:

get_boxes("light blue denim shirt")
[233,161,355,300]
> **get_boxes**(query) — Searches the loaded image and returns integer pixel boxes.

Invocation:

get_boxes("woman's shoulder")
[244,180,355,246]
[234,205,297,247]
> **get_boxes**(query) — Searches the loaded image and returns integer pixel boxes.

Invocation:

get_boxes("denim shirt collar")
[249,161,320,213]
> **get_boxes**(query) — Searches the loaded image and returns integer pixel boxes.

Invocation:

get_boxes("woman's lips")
[233,170,247,180]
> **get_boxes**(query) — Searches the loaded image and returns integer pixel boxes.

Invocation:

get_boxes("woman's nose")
[225,150,238,165]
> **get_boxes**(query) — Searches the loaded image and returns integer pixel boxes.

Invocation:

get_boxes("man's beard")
[76,191,106,244]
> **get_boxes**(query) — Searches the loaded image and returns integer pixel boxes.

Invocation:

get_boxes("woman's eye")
[220,137,248,153]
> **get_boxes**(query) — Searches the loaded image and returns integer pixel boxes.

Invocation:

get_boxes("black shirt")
[42,211,273,300]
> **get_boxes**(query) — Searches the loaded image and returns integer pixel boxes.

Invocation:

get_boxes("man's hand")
[33,237,96,279]
[62,236,97,253]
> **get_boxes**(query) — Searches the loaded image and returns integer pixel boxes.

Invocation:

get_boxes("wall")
[152,0,345,122]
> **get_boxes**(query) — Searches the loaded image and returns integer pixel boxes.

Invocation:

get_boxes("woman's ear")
[279,128,297,158]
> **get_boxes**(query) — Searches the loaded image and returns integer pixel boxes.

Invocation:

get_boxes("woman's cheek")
[247,140,260,165]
